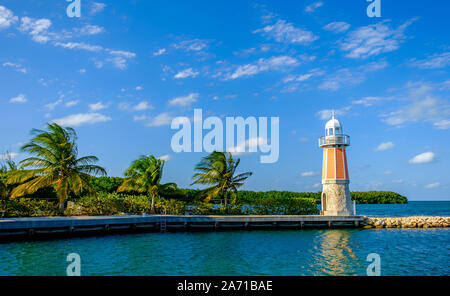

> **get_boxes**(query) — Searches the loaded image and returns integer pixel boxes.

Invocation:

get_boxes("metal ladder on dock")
[160,209,167,232]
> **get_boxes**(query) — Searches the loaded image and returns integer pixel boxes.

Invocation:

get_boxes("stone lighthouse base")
[321,180,354,216]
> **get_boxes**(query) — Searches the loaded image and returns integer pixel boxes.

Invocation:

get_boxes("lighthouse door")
[321,193,327,214]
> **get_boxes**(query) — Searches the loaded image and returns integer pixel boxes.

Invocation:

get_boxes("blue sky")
[0,0,449,200]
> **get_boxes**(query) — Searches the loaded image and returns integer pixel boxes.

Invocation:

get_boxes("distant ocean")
[0,201,448,276]
[355,201,450,217]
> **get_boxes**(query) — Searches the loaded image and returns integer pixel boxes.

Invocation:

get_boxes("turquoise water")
[0,202,449,276]
[356,201,450,217]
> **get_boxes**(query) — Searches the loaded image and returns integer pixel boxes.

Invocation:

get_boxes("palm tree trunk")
[151,194,155,214]
[223,189,228,206]
[56,179,68,211]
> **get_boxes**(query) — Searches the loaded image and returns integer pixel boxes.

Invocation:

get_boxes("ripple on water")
[0,228,448,276]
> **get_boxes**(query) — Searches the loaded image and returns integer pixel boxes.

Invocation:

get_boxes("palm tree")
[0,155,17,200]
[191,151,252,206]
[117,155,177,213]
[0,170,6,200]
[7,123,107,209]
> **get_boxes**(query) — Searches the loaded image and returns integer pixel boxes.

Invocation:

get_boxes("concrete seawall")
[1,215,448,241]
[0,215,365,240]
[363,216,450,228]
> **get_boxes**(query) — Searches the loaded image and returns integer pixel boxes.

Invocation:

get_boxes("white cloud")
[94,61,104,69]
[65,100,79,107]
[108,50,136,59]
[352,96,392,107]
[54,42,103,52]
[120,101,153,112]
[316,106,352,120]
[133,115,147,121]
[9,94,27,103]
[2,62,27,73]
[340,19,417,59]
[78,24,105,36]
[107,57,127,70]
[52,113,111,127]
[382,84,450,128]
[305,1,323,12]
[19,16,52,43]
[169,93,199,107]
[318,68,363,91]
[174,68,199,79]
[45,99,63,111]
[225,56,299,80]
[153,48,166,56]
[173,39,209,51]
[433,119,450,130]
[301,171,318,177]
[0,6,18,30]
[147,113,173,127]
[323,22,350,33]
[409,152,435,164]
[135,86,144,91]
[282,68,324,83]
[0,152,18,160]
[89,102,107,111]
[253,20,318,45]
[411,52,450,69]
[90,2,106,15]
[133,101,153,111]
[228,137,267,155]
[158,154,171,161]
[106,50,136,70]
[78,68,86,74]
[425,182,440,189]
[374,142,394,152]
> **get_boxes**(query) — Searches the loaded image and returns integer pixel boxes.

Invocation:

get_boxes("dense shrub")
[65,193,187,216]
[244,197,319,215]
[351,191,407,204]
[188,197,319,215]
[236,191,321,204]
[189,203,243,215]
[0,198,61,217]
[88,176,125,194]
[235,190,407,205]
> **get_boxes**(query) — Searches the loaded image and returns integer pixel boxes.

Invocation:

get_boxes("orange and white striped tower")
[318,114,354,216]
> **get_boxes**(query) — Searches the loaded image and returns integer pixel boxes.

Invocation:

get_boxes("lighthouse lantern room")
[318,114,354,216]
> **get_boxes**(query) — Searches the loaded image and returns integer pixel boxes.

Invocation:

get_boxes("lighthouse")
[319,114,354,216]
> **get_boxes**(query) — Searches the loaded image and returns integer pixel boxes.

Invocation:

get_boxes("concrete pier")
[0,215,366,240]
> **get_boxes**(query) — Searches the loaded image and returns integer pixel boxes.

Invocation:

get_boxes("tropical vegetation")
[117,155,177,213]
[6,123,106,209]
[0,123,408,218]
[191,151,252,206]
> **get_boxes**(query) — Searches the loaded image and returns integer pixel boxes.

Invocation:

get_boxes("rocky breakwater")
[364,216,450,229]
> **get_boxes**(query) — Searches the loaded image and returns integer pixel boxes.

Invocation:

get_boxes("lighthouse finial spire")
[331,109,335,119]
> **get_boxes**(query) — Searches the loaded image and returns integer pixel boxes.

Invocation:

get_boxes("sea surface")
[0,201,449,276]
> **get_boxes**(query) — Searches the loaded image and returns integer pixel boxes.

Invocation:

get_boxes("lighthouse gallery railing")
[319,135,350,147]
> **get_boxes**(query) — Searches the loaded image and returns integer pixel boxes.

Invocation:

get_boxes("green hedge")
[189,197,319,215]
[351,191,407,204]
[86,177,407,205]
[235,190,407,204]
[0,198,61,217]
[88,176,124,194]
[66,193,187,216]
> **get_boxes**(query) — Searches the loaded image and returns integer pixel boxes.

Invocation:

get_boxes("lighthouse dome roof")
[325,117,341,130]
